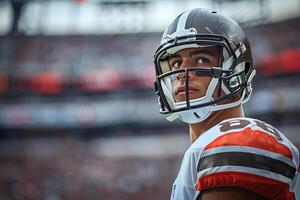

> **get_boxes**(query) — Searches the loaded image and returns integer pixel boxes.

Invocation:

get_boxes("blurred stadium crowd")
[0,0,300,199]
[0,138,180,200]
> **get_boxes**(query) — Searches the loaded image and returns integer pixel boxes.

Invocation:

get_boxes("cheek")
[171,76,213,92]
[212,58,220,67]
[193,76,212,91]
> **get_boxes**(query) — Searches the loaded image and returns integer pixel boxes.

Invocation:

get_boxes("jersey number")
[219,119,283,141]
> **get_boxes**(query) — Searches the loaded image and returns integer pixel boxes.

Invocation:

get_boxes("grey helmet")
[153,8,256,124]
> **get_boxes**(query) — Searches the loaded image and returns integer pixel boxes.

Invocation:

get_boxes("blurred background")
[0,0,299,199]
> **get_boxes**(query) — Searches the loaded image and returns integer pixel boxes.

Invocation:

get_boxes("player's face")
[167,47,220,102]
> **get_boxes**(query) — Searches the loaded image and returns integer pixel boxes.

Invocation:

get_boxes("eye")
[169,59,182,70]
[196,57,209,65]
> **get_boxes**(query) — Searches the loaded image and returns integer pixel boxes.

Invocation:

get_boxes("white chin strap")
[167,92,246,124]
[167,96,214,124]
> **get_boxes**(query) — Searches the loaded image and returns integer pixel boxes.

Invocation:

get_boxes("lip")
[175,85,199,96]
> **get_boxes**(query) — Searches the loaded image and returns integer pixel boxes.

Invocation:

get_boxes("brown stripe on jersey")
[197,152,296,180]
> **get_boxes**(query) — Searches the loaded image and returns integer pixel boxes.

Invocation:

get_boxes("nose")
[176,58,196,81]
[180,58,194,69]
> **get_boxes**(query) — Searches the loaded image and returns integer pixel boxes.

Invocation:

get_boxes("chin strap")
[166,113,179,122]
[167,96,214,124]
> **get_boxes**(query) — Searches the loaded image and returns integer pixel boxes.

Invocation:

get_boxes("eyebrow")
[189,49,217,57]
[168,48,218,60]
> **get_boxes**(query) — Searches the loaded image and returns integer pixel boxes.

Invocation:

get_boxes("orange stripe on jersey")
[195,171,295,200]
[204,127,292,158]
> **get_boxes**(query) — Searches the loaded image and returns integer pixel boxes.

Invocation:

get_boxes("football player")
[153,8,299,200]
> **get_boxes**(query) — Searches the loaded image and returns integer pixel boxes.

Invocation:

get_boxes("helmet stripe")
[185,8,199,29]
[176,9,193,31]
[168,14,182,35]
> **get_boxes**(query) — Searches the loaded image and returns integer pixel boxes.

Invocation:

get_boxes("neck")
[189,105,244,143]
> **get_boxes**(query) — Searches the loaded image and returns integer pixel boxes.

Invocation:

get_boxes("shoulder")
[192,117,297,158]
[205,117,296,156]
[191,118,297,157]
[194,117,300,200]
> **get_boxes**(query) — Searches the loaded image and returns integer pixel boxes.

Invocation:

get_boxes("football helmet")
[153,8,256,124]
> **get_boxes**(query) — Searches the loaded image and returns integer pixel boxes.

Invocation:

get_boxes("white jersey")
[170,117,300,200]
